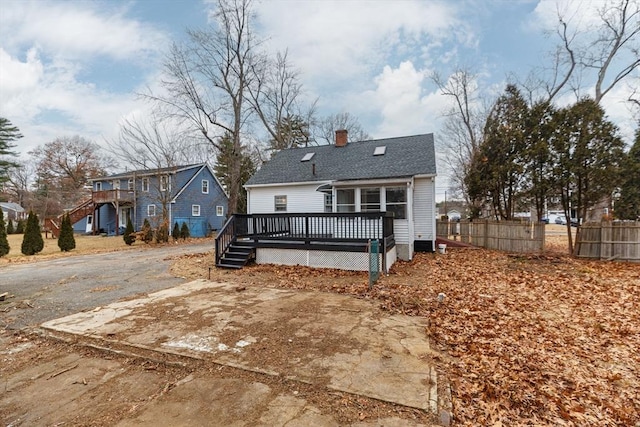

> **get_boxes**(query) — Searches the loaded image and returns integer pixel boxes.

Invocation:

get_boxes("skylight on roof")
[301,152,315,162]
[373,146,386,156]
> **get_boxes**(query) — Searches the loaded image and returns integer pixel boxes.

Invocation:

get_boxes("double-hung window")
[147,205,156,217]
[202,180,209,194]
[192,205,201,216]
[274,195,287,212]
[142,178,149,192]
[361,188,381,212]
[336,189,355,212]
[385,187,407,219]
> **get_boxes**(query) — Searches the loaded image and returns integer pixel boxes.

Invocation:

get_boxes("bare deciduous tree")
[313,112,371,145]
[431,67,491,216]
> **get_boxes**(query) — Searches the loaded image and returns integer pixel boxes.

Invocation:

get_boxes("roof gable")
[246,133,436,186]
[90,164,203,181]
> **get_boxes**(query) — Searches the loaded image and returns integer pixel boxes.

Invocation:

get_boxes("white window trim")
[113,180,120,190]
[95,182,102,191]
[142,178,149,192]
[192,204,201,217]
[216,206,224,216]
[147,205,156,217]
[160,175,170,192]
[202,179,209,194]
[128,179,134,191]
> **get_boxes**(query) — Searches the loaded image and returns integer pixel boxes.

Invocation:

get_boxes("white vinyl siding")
[413,177,436,242]
[247,183,327,214]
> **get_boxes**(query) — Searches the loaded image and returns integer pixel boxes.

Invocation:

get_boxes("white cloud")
[1,1,167,61]
[255,0,467,88]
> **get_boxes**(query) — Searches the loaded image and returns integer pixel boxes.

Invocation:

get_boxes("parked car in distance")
[555,216,567,225]
[541,217,550,224]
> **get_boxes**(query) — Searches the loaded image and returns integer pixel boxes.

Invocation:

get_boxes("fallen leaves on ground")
[171,248,640,426]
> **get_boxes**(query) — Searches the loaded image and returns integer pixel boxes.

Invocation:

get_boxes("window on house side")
[160,175,169,192]
[147,205,156,217]
[385,187,407,219]
[361,188,381,211]
[216,206,224,216]
[202,179,209,194]
[113,180,120,190]
[336,189,355,212]
[128,179,134,191]
[274,195,287,212]
[142,178,149,192]
[95,182,102,191]
[324,193,333,213]
[192,205,201,216]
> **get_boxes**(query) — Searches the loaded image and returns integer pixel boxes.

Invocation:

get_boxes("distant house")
[1,202,26,222]
[215,131,437,271]
[46,164,228,238]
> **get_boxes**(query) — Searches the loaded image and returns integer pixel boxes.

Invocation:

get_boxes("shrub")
[21,211,44,255]
[57,213,76,252]
[156,221,169,243]
[141,218,153,244]
[0,214,9,257]
[6,219,14,234]
[180,222,190,240]
[172,222,180,241]
[123,217,135,246]
[16,219,25,234]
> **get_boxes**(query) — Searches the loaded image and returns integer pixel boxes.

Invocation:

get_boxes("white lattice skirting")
[256,248,397,272]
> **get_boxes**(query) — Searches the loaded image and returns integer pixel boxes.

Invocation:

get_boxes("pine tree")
[172,222,180,241]
[141,218,153,243]
[6,219,14,234]
[57,213,76,252]
[123,217,135,246]
[0,213,10,257]
[16,219,24,234]
[180,222,190,240]
[21,211,44,255]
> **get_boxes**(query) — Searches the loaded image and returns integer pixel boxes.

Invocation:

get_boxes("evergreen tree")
[6,219,14,234]
[57,213,76,252]
[0,213,9,257]
[0,117,21,184]
[214,132,256,214]
[141,218,153,243]
[123,217,135,246]
[156,220,169,243]
[180,221,190,240]
[21,211,44,255]
[16,219,24,234]
[615,127,640,220]
[172,222,180,241]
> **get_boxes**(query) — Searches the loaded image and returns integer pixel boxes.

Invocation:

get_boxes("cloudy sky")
[1,0,638,196]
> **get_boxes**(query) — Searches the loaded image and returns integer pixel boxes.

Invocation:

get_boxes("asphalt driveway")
[0,241,213,330]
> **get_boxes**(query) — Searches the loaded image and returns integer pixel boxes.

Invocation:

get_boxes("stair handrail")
[215,215,236,265]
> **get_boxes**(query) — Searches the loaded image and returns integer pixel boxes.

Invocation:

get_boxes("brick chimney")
[335,129,348,147]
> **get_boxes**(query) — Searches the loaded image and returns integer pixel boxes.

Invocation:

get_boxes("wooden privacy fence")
[575,221,640,262]
[437,219,545,253]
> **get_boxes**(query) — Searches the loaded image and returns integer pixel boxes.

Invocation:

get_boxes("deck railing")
[215,212,395,265]
[92,189,135,204]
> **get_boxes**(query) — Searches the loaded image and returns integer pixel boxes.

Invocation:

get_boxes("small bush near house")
[6,219,14,234]
[0,214,10,257]
[21,211,44,255]
[16,219,25,234]
[180,222,190,240]
[172,222,180,241]
[141,218,153,244]
[57,213,76,252]
[123,217,135,246]
[156,221,169,243]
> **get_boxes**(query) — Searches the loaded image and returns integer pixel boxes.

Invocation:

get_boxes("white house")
[218,131,437,271]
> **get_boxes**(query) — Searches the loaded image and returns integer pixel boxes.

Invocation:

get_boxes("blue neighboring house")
[76,163,228,237]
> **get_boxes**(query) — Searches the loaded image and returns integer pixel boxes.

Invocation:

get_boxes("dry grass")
[1,233,143,264]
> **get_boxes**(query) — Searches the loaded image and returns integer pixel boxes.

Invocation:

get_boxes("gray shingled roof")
[246,133,436,186]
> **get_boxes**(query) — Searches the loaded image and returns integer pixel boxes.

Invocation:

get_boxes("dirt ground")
[2,228,639,425]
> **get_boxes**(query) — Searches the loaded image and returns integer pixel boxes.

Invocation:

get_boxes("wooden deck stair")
[44,198,95,238]
[216,240,254,269]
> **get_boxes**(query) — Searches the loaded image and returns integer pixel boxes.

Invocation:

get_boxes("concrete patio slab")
[41,280,439,413]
